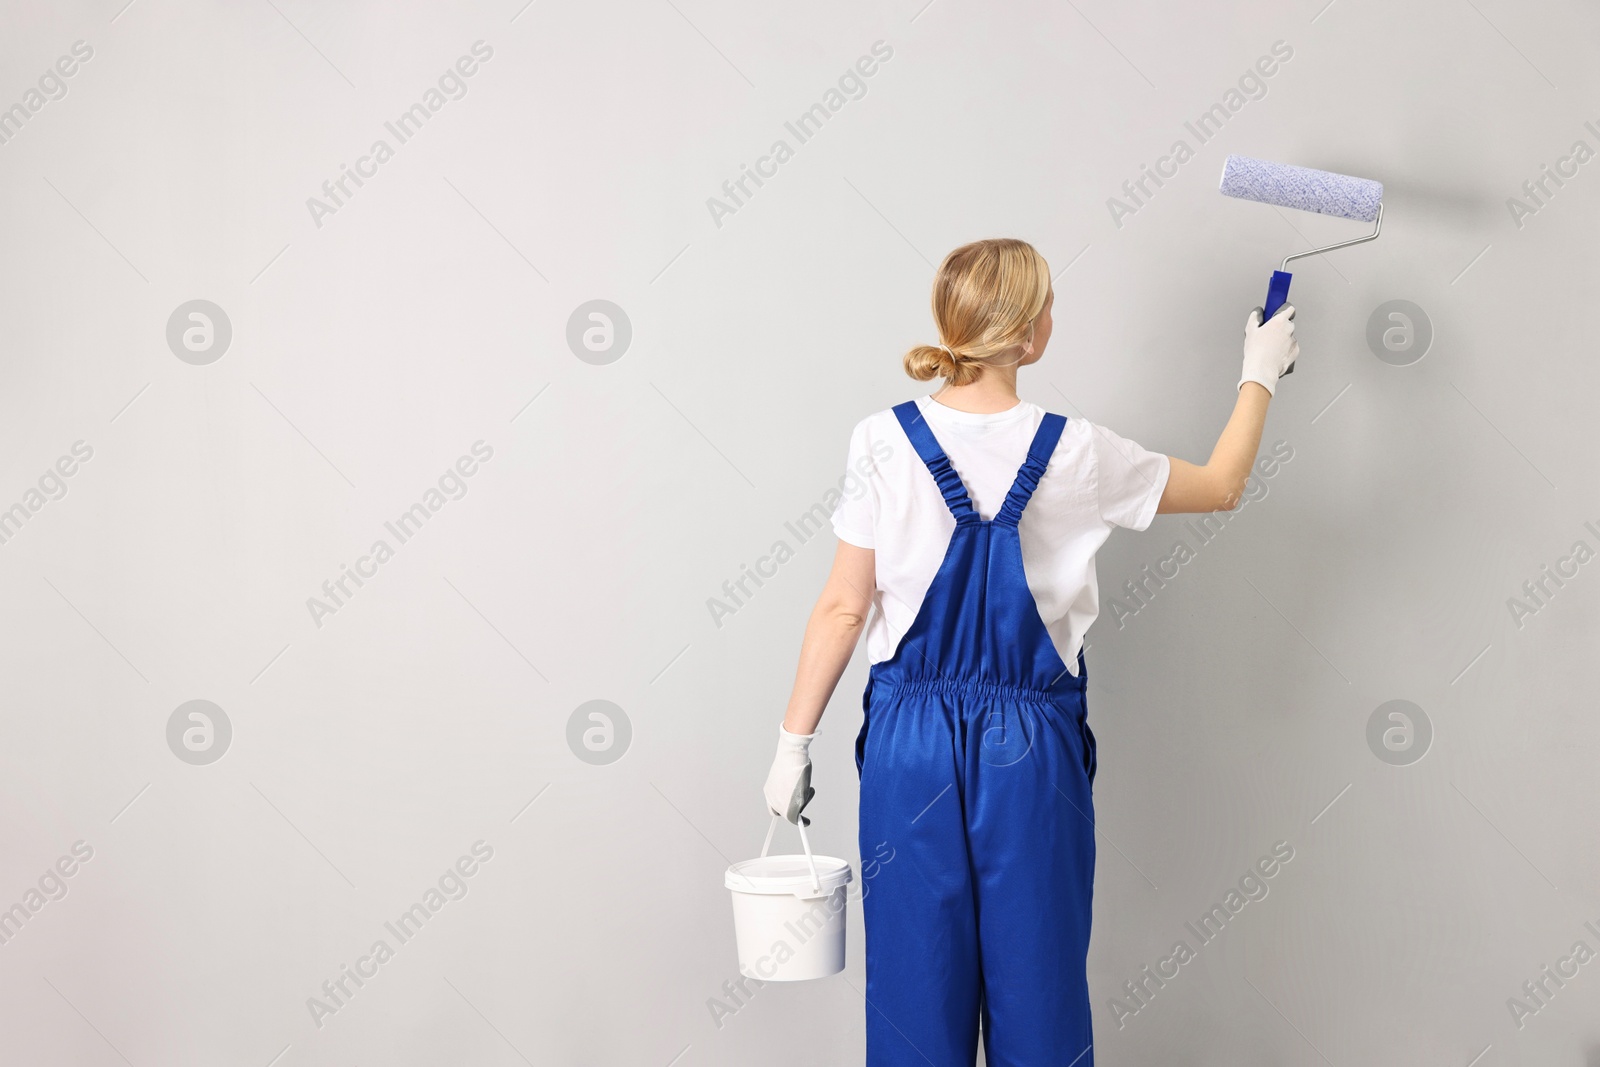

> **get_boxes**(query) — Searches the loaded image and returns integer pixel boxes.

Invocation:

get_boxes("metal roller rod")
[1281,202,1383,271]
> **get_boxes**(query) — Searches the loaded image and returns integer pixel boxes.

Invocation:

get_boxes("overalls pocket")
[855,675,875,777]
[1079,716,1098,786]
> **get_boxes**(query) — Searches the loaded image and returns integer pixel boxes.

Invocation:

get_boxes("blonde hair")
[904,238,1052,387]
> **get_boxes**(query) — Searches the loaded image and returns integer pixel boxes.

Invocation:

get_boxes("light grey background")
[2,0,1597,1064]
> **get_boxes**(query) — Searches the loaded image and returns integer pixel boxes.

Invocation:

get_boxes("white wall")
[2,1,1598,1064]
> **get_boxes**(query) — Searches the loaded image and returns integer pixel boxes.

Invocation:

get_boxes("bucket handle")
[761,814,822,894]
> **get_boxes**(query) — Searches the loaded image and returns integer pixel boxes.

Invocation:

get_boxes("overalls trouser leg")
[856,402,1098,1067]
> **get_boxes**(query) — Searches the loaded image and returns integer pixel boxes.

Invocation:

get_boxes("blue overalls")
[855,401,1097,1067]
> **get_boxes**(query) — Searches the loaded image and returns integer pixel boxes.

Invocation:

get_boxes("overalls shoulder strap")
[994,412,1067,527]
[892,401,977,523]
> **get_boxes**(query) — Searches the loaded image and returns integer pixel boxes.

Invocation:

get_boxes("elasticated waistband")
[871,676,1085,702]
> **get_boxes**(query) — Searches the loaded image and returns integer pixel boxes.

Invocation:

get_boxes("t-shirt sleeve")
[830,419,877,548]
[1091,422,1171,531]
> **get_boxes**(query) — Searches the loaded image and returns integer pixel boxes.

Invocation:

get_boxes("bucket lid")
[725,853,853,896]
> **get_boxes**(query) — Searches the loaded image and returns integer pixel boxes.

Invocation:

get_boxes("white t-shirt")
[830,394,1171,676]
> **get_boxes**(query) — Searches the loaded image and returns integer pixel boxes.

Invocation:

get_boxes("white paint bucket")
[725,817,853,982]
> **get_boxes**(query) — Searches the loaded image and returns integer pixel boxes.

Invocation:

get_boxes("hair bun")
[902,343,956,382]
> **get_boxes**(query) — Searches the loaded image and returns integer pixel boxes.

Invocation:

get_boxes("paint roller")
[1219,155,1384,374]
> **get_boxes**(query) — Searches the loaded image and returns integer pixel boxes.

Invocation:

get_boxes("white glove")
[762,725,815,825]
[1239,303,1299,395]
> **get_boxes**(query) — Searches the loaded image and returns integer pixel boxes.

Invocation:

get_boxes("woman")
[761,238,1298,1066]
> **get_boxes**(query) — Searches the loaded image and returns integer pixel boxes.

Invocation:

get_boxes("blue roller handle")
[1263,269,1295,375]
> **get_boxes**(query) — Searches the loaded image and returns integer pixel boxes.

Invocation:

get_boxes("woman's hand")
[1239,303,1299,395]
[763,726,816,824]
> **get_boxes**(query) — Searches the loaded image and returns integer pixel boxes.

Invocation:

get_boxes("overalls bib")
[856,401,1097,1067]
